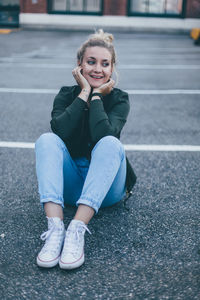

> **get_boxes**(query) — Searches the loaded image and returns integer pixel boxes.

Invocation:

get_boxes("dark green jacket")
[50,85,136,193]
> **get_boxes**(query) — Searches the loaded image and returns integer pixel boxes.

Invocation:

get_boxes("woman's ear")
[77,60,81,66]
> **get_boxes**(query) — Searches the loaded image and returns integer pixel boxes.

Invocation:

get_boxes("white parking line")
[0,63,74,69]
[0,142,35,149]
[0,141,200,152]
[120,65,200,70]
[0,88,58,94]
[0,88,200,95]
[124,145,200,152]
[125,90,200,95]
[0,62,200,70]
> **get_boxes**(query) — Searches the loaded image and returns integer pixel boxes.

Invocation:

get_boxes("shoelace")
[40,225,55,241]
[76,223,91,242]
[40,221,63,254]
[63,223,91,256]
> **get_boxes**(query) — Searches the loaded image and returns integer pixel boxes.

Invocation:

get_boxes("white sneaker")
[37,217,65,268]
[59,219,91,270]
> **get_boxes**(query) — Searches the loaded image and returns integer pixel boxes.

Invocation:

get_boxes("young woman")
[35,29,136,270]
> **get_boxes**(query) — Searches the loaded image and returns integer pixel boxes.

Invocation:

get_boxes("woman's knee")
[35,132,63,150]
[93,135,125,157]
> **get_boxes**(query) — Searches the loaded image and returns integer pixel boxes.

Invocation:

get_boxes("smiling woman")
[74,29,117,100]
[79,46,112,88]
[34,29,136,271]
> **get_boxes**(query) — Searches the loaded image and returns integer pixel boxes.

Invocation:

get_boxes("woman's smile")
[89,75,104,79]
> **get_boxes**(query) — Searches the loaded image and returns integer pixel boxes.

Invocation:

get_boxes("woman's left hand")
[93,79,115,96]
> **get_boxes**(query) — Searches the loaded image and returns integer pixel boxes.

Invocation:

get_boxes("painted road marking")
[125,90,200,95]
[0,88,200,95]
[0,142,200,152]
[0,62,200,70]
[0,142,35,149]
[0,88,58,94]
[123,145,200,152]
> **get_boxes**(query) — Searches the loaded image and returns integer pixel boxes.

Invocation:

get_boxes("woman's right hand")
[72,66,91,94]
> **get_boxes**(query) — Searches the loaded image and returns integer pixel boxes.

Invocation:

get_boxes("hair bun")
[91,29,114,44]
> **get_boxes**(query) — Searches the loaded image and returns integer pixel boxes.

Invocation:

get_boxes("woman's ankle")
[44,202,63,220]
[73,204,95,224]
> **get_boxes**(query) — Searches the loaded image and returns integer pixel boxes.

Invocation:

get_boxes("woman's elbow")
[50,119,57,134]
[50,119,64,139]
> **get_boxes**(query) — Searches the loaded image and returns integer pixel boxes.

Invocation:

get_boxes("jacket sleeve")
[89,91,130,143]
[50,86,87,141]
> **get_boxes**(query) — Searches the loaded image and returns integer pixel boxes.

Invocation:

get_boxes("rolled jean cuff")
[76,198,99,214]
[40,195,64,208]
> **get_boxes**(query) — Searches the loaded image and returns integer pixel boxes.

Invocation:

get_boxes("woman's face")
[79,46,113,88]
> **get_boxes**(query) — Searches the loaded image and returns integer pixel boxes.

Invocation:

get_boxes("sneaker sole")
[37,255,60,268]
[59,254,84,270]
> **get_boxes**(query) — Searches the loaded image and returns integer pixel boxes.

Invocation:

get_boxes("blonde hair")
[77,29,116,66]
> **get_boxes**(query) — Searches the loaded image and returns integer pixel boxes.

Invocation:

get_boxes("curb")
[19,14,200,34]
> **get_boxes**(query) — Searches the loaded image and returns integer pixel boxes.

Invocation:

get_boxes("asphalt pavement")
[0,29,200,299]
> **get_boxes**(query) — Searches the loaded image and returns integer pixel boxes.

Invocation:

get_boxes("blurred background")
[0,0,199,28]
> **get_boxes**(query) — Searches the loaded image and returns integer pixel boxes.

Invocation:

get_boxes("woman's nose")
[94,63,102,72]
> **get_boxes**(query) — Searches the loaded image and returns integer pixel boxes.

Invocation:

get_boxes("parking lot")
[0,29,200,299]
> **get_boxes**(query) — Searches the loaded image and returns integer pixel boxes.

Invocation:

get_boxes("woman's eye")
[87,60,95,65]
[103,62,109,67]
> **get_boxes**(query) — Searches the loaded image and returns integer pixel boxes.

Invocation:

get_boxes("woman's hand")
[93,79,115,96]
[72,66,91,103]
[72,66,91,94]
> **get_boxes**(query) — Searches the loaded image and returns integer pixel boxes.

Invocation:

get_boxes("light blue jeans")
[35,133,126,214]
